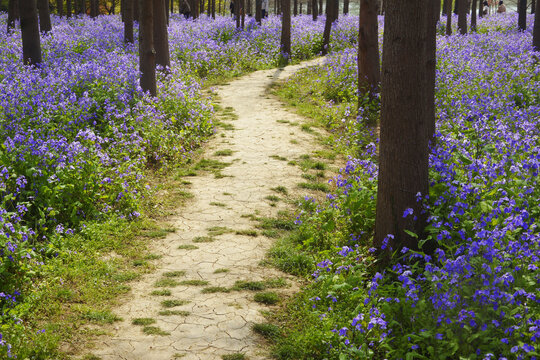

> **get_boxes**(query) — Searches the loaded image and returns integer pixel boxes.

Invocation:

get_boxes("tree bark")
[139,0,156,96]
[241,0,245,27]
[211,0,215,17]
[470,0,477,31]
[7,0,19,34]
[518,0,526,31]
[165,0,169,23]
[112,0,116,14]
[91,0,98,17]
[321,0,337,54]
[532,0,535,14]
[255,0,261,22]
[67,0,72,16]
[478,0,482,18]
[374,0,433,253]
[280,0,291,63]
[153,0,170,68]
[134,0,139,20]
[312,0,317,19]
[442,0,447,15]
[293,0,297,15]
[358,0,380,96]
[38,0,52,32]
[343,0,349,14]
[307,0,311,13]
[318,0,322,14]
[20,0,42,65]
[57,0,64,16]
[453,0,458,14]
[534,0,540,50]
[124,0,134,43]
[446,0,452,34]
[457,0,467,34]
[299,1,302,13]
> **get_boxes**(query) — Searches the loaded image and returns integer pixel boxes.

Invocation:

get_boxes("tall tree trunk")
[453,0,458,14]
[236,0,240,27]
[471,0,477,31]
[20,0,42,65]
[280,0,291,63]
[139,0,156,96]
[426,0,437,140]
[534,0,540,50]
[241,0,245,27]
[518,0,526,31]
[318,0,322,14]
[38,0,52,32]
[532,0,536,14]
[124,0,133,43]
[256,0,261,22]
[321,0,337,54]
[165,0,169,23]
[457,0,467,34]
[293,0,297,15]
[374,0,433,253]
[478,0,482,18]
[307,0,311,14]
[299,1,302,13]
[211,0,215,17]
[91,0,98,17]
[199,0,204,15]
[446,0,452,34]
[112,0,116,14]
[343,0,348,13]
[442,0,447,15]
[67,0,72,17]
[153,0,170,68]
[311,0,317,19]
[7,0,19,34]
[358,0,380,96]
[58,0,64,16]
[435,0,440,22]
[247,0,251,15]
[134,0,139,20]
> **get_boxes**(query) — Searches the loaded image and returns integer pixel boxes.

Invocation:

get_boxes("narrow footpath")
[91,58,324,360]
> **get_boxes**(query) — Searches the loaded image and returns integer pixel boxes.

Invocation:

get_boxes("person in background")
[497,0,506,13]
[261,0,268,17]
[483,1,489,15]
[180,0,191,18]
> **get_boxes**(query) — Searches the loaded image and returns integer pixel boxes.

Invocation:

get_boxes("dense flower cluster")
[291,13,539,359]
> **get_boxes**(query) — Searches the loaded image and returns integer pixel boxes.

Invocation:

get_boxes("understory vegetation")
[0,13,358,357]
[270,13,539,360]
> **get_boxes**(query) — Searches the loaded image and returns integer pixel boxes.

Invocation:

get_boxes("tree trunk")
[442,0,447,15]
[343,0,348,14]
[312,0,317,19]
[124,0,133,43]
[478,0,482,17]
[153,0,170,68]
[112,0,116,14]
[299,1,302,13]
[532,0,535,14]
[518,0,526,31]
[67,0,72,17]
[58,0,64,16]
[534,0,540,50]
[453,0,458,14]
[321,0,337,54]
[435,0,440,22]
[236,0,240,27]
[91,0,98,17]
[165,0,169,23]
[358,0,380,96]
[293,0,297,15]
[20,0,42,65]
[247,0,251,15]
[307,0,311,14]
[241,0,245,27]
[446,0,452,34]
[134,0,139,20]
[211,0,215,17]
[280,0,291,63]
[426,0,437,140]
[318,0,322,14]
[471,0,477,31]
[38,0,52,32]
[139,0,156,96]
[457,0,467,34]
[256,0,261,22]
[199,0,204,15]
[7,0,19,34]
[374,0,433,253]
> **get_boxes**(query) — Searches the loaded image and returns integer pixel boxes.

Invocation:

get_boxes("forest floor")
[86,58,329,360]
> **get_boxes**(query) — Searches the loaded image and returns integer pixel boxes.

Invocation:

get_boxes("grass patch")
[142,326,170,336]
[179,279,210,286]
[235,229,258,237]
[161,299,190,308]
[150,289,172,296]
[207,226,234,236]
[192,236,215,243]
[252,323,282,340]
[265,195,280,202]
[79,308,121,324]
[254,292,280,305]
[214,149,234,156]
[154,278,180,287]
[201,286,231,294]
[144,253,162,260]
[271,186,288,195]
[178,244,199,250]
[232,280,266,291]
[214,268,230,273]
[158,310,191,316]
[222,354,247,360]
[210,202,227,207]
[163,270,186,277]
[193,159,231,172]
[132,318,156,326]
[270,155,288,161]
[297,182,329,192]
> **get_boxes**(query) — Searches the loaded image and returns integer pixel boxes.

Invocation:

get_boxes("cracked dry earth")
[91,58,325,360]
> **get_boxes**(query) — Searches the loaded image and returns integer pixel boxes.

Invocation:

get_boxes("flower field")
[273,13,539,359]
[0,13,357,357]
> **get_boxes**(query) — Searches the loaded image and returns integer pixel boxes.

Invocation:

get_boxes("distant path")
[91,58,324,360]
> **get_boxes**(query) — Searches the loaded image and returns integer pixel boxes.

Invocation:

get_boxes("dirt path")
[91,58,324,360]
